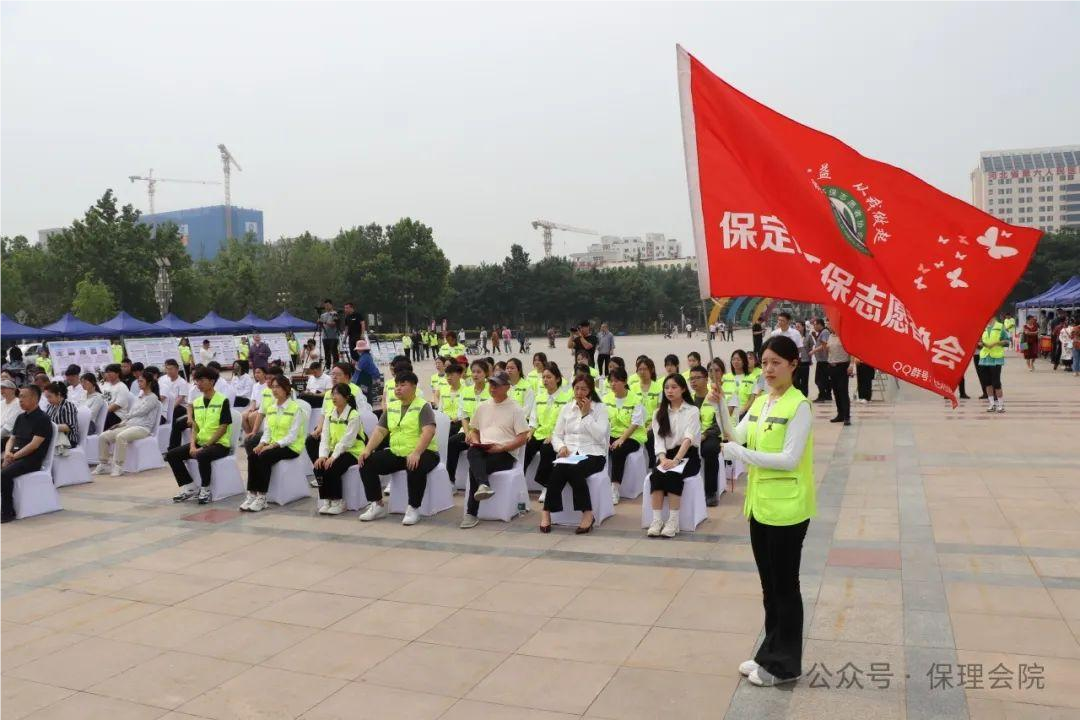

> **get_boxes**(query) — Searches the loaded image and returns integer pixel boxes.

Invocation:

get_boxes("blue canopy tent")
[1,314,59,341]
[237,312,281,333]
[100,311,164,337]
[192,311,245,333]
[40,313,110,339]
[1037,276,1080,308]
[1016,278,1076,309]
[269,311,316,332]
[154,313,202,334]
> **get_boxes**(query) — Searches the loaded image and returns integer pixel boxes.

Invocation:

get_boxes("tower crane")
[217,144,243,239]
[127,169,220,214]
[530,220,598,257]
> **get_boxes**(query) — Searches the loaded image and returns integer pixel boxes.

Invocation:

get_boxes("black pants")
[2,457,44,521]
[466,447,516,516]
[246,445,299,493]
[813,361,832,400]
[829,362,850,421]
[447,424,466,479]
[645,429,656,468]
[856,364,875,401]
[169,414,191,449]
[299,393,324,407]
[323,338,339,365]
[649,447,701,496]
[793,364,811,398]
[597,354,611,377]
[700,432,722,497]
[750,514,810,680]
[305,433,321,463]
[609,437,640,485]
[543,455,606,512]
[166,442,230,487]
[233,397,250,408]
[315,453,358,500]
[981,364,1003,391]
[523,436,557,488]
[360,448,439,507]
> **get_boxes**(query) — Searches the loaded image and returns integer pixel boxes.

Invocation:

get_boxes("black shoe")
[1,515,14,524]
[978,394,988,400]
[829,417,844,423]
[959,394,971,399]
[813,397,831,403]
[843,420,851,426]
[575,518,595,535]
[706,494,719,507]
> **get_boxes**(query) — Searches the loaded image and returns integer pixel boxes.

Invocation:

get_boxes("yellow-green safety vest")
[440,385,463,421]
[720,373,738,396]
[439,343,466,358]
[38,357,52,376]
[327,407,366,458]
[693,394,716,432]
[461,383,491,419]
[111,344,124,363]
[636,380,662,428]
[979,322,1007,361]
[238,344,249,360]
[602,390,646,444]
[179,345,192,364]
[322,383,363,412]
[288,339,299,355]
[387,401,437,457]
[193,391,231,448]
[744,385,816,526]
[430,374,448,396]
[265,399,305,453]
[402,335,412,349]
[509,379,531,407]
[258,386,274,413]
[533,385,572,441]
[527,369,542,391]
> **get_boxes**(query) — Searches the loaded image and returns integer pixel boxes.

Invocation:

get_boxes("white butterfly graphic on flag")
[946,267,968,289]
[977,227,1018,260]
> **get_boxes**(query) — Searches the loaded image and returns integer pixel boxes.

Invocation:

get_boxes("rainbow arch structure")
[706,297,776,325]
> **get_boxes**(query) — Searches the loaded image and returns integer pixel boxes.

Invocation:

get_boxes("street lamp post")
[154,256,172,320]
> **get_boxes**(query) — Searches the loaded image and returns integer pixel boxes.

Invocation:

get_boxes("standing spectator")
[718,320,728,342]
[44,382,80,454]
[977,316,1010,412]
[197,339,216,366]
[752,319,765,356]
[401,331,413,362]
[342,302,366,359]
[1050,314,1066,370]
[1,386,54,523]
[249,334,272,371]
[178,338,194,377]
[1020,315,1040,372]
[502,326,513,353]
[479,327,489,353]
[319,299,341,365]
[793,321,812,398]
[826,330,854,426]
[491,325,502,355]
[810,318,832,403]
[596,323,615,376]
[547,327,557,348]
[1070,319,1080,376]
[516,328,528,354]
[685,322,693,339]
[572,321,598,367]
[854,358,875,403]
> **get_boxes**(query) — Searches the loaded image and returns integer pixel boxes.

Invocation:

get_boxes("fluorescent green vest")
[387,401,437,457]
[439,343,466,358]
[327,407,366,458]
[38,357,52,376]
[179,345,192,364]
[258,386,274,413]
[527,369,542,392]
[111,344,124,363]
[194,391,230,448]
[265,399,305,453]
[440,384,463,421]
[720,373,737,395]
[509,379,531,407]
[693,394,716,432]
[637,380,662,428]
[979,322,1006,361]
[744,386,816,526]
[238,343,249,360]
[431,374,448,397]
[322,383,362,412]
[736,374,755,407]
[533,385,572,440]
[461,383,491,419]
[287,339,299,355]
[602,390,647,444]
[402,335,412,349]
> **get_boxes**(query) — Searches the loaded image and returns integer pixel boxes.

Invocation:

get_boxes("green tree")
[71,275,118,323]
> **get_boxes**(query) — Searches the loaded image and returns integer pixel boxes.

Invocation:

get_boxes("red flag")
[677,46,1041,403]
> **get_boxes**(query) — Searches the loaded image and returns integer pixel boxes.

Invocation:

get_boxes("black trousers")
[700,432,722,497]
[597,354,611,377]
[645,429,656,468]
[466,447,516,516]
[359,448,439,507]
[856,364,876,401]
[447,425,467,479]
[2,457,44,521]
[323,338,339,365]
[305,433,321,463]
[649,447,701,496]
[813,361,832,400]
[246,445,299,493]
[166,442,230,487]
[609,437,640,485]
[233,397,250,408]
[543,455,606,512]
[750,514,810,680]
[523,436,557,488]
[315,453,358,500]
[169,414,191,449]
[829,363,851,421]
[793,364,811,398]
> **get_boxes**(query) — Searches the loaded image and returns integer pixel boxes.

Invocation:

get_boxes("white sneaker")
[611,484,621,506]
[172,485,198,502]
[248,494,267,512]
[661,513,680,538]
[647,516,664,537]
[402,506,420,526]
[537,488,547,504]
[747,667,798,687]
[995,404,1005,413]
[197,487,211,504]
[359,502,387,522]
[239,491,255,511]
[473,484,494,501]
[459,513,479,529]
[325,499,345,515]
[110,465,123,477]
[310,477,319,488]
[317,499,331,514]
[739,660,759,677]
[92,463,111,476]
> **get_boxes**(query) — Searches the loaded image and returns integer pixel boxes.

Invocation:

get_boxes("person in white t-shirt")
[197,340,216,366]
[62,365,87,406]
[300,363,332,405]
[157,359,190,424]
[100,363,134,431]
[769,312,803,348]
[230,360,254,408]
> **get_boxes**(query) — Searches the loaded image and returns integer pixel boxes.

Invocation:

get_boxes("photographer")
[318,299,341,365]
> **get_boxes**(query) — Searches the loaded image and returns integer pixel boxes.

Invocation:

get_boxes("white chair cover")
[641,469,708,531]
[14,423,62,519]
[550,467,615,527]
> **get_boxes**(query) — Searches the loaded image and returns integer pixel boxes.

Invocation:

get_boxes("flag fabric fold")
[677,46,1041,403]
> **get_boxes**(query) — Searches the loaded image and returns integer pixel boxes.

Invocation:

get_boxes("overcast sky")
[2,2,1077,265]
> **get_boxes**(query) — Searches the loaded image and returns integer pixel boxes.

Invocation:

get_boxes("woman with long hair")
[602,367,645,506]
[646,373,701,539]
[635,357,662,468]
[242,376,305,512]
[79,373,105,435]
[710,335,815,687]
[312,383,366,515]
[505,358,534,412]
[525,362,570,504]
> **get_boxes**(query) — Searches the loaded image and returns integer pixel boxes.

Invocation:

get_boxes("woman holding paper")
[646,373,701,539]
[709,335,815,688]
[539,373,609,534]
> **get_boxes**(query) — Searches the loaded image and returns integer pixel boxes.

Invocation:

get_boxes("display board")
[369,340,403,366]
[47,339,113,376]
[124,337,181,369]
[187,335,238,365]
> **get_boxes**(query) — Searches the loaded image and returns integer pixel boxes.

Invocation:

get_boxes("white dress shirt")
[65,382,87,406]
[651,401,701,455]
[715,394,812,471]
[306,373,332,395]
[319,405,363,460]
[551,398,610,456]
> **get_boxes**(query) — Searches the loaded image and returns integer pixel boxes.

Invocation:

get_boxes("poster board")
[188,335,238,365]
[124,337,181,369]
[47,339,112,376]
[369,340,403,366]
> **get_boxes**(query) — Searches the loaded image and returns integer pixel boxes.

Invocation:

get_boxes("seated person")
[167,367,232,504]
[241,376,305,513]
[241,366,270,434]
[241,366,285,453]
[689,365,722,506]
[299,362,331,406]
[1,386,54,523]
[437,362,465,485]
[646,374,701,539]
[94,374,161,477]
[524,362,570,504]
[540,373,608,534]
[230,360,253,408]
[602,367,645,505]
[460,371,530,529]
[1,378,20,444]
[357,372,439,526]
[448,360,491,482]
[43,382,81,455]
[313,383,366,515]
[304,362,362,468]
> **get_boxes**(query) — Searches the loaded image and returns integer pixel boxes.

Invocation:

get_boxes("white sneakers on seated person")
[611,483,620,505]
[319,499,344,515]
[647,516,664,537]
[661,513,679,538]
[173,485,198,502]
[359,502,388,522]
[402,506,420,526]
[92,463,111,476]
[473,484,494,501]
[460,514,479,529]
[239,492,266,512]
[739,660,759,677]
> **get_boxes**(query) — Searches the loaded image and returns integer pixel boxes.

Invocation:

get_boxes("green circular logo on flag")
[823,185,871,256]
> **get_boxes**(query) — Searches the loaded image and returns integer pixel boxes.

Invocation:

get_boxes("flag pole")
[701,298,714,361]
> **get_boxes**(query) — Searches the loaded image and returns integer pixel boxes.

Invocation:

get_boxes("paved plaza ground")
[2,331,1079,720]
